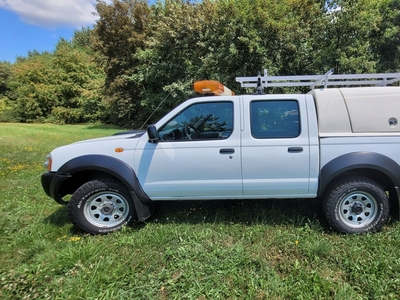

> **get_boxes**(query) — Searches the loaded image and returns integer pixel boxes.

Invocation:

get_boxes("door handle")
[220,148,235,154]
[288,147,303,153]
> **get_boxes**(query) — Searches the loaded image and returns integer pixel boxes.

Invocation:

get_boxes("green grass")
[1,123,400,299]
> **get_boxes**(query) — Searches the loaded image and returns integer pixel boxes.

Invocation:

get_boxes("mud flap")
[130,191,155,221]
[393,186,400,220]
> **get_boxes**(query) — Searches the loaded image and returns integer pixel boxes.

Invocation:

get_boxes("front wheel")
[68,178,136,234]
[323,177,389,234]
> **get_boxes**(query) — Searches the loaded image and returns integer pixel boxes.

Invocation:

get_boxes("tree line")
[0,0,399,128]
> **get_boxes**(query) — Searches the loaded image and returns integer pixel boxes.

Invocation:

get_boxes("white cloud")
[0,0,100,29]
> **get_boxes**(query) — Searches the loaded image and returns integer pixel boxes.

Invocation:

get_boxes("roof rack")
[235,69,400,93]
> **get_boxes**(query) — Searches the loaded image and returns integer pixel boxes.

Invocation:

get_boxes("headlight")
[44,154,52,171]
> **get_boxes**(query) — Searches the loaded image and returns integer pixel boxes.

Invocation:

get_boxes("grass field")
[1,123,399,299]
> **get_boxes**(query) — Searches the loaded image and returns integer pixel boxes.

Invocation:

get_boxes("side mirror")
[147,125,158,143]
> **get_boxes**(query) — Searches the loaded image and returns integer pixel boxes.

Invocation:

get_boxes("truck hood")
[50,130,146,171]
[72,130,146,145]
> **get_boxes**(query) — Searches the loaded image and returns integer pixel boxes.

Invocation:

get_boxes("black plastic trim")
[394,186,400,220]
[288,147,303,153]
[220,148,235,154]
[41,172,71,204]
[57,155,152,205]
[319,152,400,195]
[41,155,154,220]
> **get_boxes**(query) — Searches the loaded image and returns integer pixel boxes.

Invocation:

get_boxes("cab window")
[251,100,300,138]
[159,102,233,141]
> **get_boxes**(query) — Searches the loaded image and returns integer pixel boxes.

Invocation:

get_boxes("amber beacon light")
[194,80,235,96]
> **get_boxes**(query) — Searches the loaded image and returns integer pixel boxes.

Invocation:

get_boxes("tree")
[9,37,107,123]
[371,0,400,72]
[315,0,384,73]
[127,0,211,124]
[0,61,15,120]
[93,0,150,127]
[0,61,12,97]
[51,40,108,123]
[10,52,57,122]
[71,27,94,49]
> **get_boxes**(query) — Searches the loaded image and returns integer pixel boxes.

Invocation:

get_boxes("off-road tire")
[68,178,136,234]
[323,177,389,234]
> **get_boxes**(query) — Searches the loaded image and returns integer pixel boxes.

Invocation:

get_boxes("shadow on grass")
[43,198,329,233]
[152,198,327,229]
[44,205,70,227]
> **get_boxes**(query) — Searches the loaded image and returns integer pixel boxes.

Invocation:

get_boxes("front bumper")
[41,172,71,204]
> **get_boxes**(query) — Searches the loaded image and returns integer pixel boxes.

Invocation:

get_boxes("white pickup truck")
[41,71,400,234]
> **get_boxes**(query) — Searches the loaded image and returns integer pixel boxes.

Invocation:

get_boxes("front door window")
[159,102,233,141]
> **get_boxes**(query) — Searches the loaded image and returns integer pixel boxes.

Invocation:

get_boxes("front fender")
[57,155,154,221]
[58,154,151,204]
[319,152,400,195]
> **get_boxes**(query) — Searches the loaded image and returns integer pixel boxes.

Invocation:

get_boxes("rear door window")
[250,100,300,139]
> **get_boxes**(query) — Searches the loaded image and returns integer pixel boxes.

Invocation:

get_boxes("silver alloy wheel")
[83,191,129,227]
[338,191,378,228]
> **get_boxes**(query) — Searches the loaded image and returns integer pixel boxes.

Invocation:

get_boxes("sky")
[0,0,105,63]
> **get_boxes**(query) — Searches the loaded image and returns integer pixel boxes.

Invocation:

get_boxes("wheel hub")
[100,202,115,215]
[351,201,364,215]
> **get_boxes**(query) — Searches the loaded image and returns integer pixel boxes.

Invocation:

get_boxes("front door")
[134,99,242,200]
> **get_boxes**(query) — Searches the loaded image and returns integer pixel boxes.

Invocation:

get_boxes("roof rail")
[235,69,400,92]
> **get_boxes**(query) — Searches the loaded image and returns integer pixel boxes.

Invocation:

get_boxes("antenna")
[139,92,171,130]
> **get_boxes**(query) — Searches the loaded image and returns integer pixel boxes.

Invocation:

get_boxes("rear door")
[241,95,311,197]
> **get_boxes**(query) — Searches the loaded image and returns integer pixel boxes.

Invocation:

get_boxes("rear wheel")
[68,178,136,234]
[323,177,389,234]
